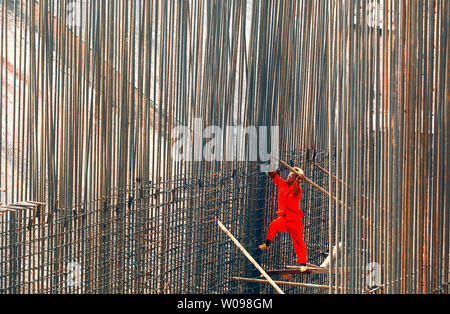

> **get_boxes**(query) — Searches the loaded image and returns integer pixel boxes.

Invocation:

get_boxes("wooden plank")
[269,267,349,275]
[267,268,328,275]
[286,263,323,268]
[0,206,19,212]
[233,277,330,290]
[8,202,38,209]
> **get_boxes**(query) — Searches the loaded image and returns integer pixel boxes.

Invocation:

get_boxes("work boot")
[258,243,270,250]
[299,264,308,273]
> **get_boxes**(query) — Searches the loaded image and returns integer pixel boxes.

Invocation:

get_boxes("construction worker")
[259,167,308,272]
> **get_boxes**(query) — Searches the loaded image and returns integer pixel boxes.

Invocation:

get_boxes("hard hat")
[293,167,304,176]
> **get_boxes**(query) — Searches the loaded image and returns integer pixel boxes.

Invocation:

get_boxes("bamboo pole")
[218,220,284,294]
[275,157,344,206]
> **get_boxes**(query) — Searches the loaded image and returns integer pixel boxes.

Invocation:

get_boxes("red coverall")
[266,174,307,264]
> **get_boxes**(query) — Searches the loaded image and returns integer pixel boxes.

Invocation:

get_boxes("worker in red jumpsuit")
[259,167,308,272]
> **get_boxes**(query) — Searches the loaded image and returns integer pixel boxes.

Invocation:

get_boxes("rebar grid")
[325,0,449,294]
[0,158,329,293]
[0,0,448,294]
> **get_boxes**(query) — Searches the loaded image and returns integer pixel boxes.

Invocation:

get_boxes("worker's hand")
[296,173,306,181]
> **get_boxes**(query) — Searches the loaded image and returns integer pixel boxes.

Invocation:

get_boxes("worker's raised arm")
[268,171,284,189]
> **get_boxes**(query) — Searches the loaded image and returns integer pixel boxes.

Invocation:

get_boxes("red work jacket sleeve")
[271,174,286,189]
[294,186,303,200]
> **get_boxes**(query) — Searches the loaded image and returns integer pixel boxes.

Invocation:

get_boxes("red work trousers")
[266,216,307,264]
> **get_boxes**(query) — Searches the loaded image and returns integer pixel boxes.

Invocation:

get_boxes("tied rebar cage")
[0,0,448,294]
[0,154,330,294]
